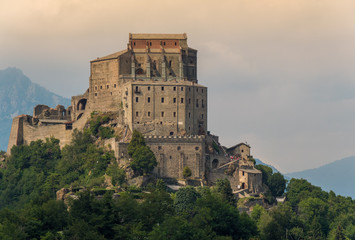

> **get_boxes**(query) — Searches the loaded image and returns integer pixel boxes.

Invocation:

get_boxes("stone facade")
[7,33,262,194]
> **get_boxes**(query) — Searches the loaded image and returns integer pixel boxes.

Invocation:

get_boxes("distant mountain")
[286,156,355,199]
[255,158,280,173]
[0,67,70,151]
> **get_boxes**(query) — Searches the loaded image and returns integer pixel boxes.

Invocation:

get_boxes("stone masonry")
[7,33,262,194]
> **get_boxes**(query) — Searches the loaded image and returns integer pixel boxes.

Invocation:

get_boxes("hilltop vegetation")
[0,128,354,239]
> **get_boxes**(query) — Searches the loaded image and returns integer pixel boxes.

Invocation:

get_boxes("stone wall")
[144,135,205,179]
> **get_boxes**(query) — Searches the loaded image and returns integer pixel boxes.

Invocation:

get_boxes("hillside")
[0,67,70,151]
[255,158,280,173]
[286,156,355,198]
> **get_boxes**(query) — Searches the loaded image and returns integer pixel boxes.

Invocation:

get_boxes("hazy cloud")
[1,0,355,172]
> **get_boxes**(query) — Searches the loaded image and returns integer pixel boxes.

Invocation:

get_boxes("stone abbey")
[7,34,262,194]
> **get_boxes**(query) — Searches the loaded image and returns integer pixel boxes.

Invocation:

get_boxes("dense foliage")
[128,130,157,175]
[0,129,354,239]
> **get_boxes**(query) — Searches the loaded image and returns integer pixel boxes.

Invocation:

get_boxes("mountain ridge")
[0,67,70,151]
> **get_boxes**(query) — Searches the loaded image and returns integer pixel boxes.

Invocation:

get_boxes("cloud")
[1,0,355,172]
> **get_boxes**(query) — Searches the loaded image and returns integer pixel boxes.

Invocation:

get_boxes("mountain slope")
[286,156,355,198]
[255,158,280,173]
[0,67,70,151]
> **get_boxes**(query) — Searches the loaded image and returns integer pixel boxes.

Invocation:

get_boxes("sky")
[1,0,355,173]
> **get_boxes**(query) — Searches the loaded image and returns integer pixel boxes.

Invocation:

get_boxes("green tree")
[174,186,200,216]
[131,146,157,175]
[268,172,286,197]
[183,166,192,179]
[215,178,235,204]
[128,130,146,156]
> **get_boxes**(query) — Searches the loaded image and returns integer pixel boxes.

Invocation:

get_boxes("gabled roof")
[92,49,128,62]
[227,142,251,150]
[130,33,187,40]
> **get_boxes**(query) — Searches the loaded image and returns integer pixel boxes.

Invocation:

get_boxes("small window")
[148,97,151,103]
[242,171,245,176]
[150,42,152,46]
[175,42,177,46]
[161,97,164,103]
[136,86,139,92]
[189,112,191,118]
[163,42,166,46]
[161,86,164,91]
[173,112,176,117]
[202,89,204,93]
[173,98,176,103]
[170,132,173,136]
[111,92,112,95]
[158,146,162,150]
[100,86,103,89]
[201,114,204,119]
[177,146,181,150]
[107,85,109,89]
[148,86,151,91]
[114,84,117,88]
[189,87,191,92]
[196,99,199,108]
[173,86,176,91]
[195,147,199,150]
[161,112,164,117]
[181,87,184,91]
[181,98,184,103]
[95,93,97,96]
[136,112,139,117]
[148,112,151,117]
[189,98,191,104]
[136,97,139,102]
[95,86,97,90]
[169,60,172,67]
[196,88,198,92]
[133,42,136,46]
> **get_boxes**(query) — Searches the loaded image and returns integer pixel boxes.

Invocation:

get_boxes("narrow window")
[161,112,164,117]
[201,114,204,119]
[95,86,97,90]
[163,42,166,46]
[173,86,176,91]
[189,87,191,92]
[189,98,191,104]
[148,112,151,117]
[196,88,198,92]
[158,146,162,150]
[175,42,177,46]
[148,86,151,91]
[107,85,109,89]
[161,86,164,91]
[181,98,184,103]
[170,132,174,136]
[177,146,181,150]
[100,86,102,89]
[173,112,176,117]
[202,100,204,108]
[202,89,204,93]
[150,42,152,46]
[135,86,139,92]
[189,112,191,118]
[181,87,184,91]
[148,97,150,103]
[161,97,164,103]
[173,98,176,103]
[169,60,172,67]
[136,97,139,102]
[196,99,199,107]
[114,84,117,88]
[136,112,138,117]
[133,42,136,46]
[95,93,97,96]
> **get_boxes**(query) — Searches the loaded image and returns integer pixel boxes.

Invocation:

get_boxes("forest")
[0,129,354,240]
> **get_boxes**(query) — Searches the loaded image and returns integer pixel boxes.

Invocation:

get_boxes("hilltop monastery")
[7,33,262,194]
